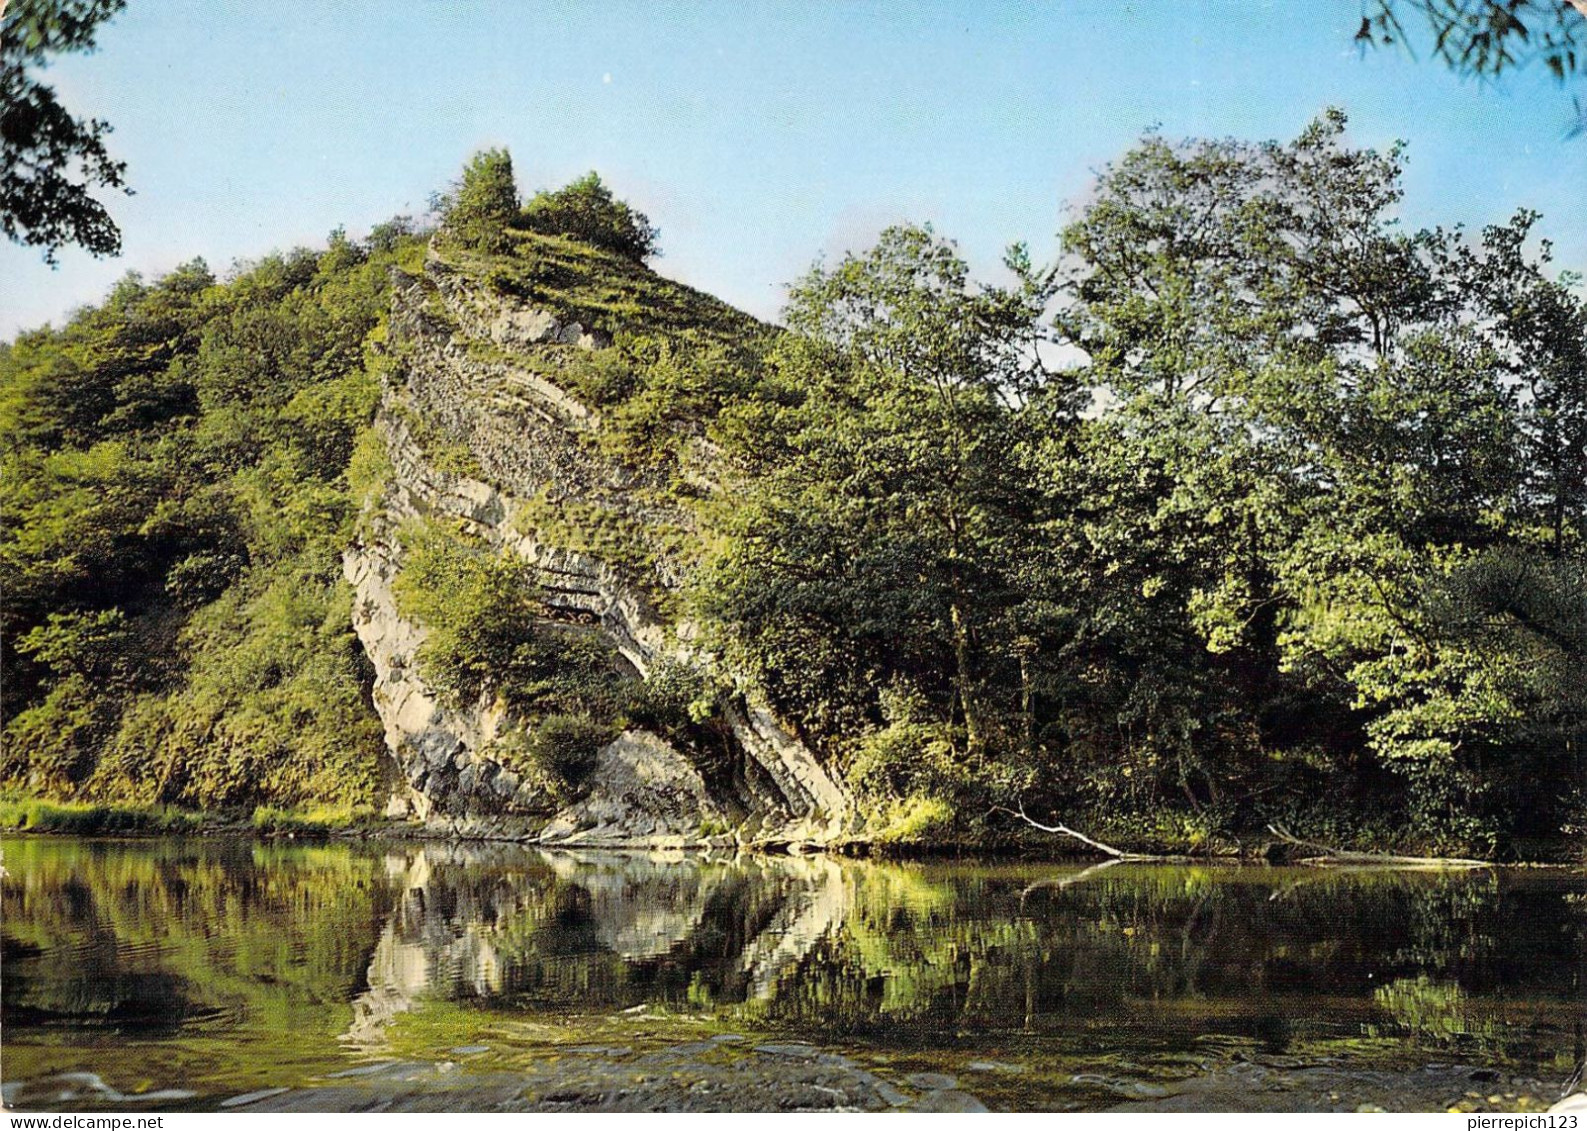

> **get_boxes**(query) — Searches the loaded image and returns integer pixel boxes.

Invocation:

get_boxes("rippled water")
[2,836,1583,1111]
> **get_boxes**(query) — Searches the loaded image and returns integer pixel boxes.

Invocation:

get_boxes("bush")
[522,714,616,801]
[392,519,543,704]
[871,794,954,846]
[393,520,632,722]
[437,148,519,253]
[521,172,658,261]
[845,717,964,805]
[624,657,716,734]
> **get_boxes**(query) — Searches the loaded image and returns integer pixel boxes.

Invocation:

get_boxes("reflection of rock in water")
[735,857,847,1000]
[539,850,733,960]
[343,853,442,1049]
[342,847,854,1048]
[344,847,523,1048]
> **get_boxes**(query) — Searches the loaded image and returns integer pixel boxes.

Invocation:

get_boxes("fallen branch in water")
[993,803,1167,860]
[1266,824,1491,868]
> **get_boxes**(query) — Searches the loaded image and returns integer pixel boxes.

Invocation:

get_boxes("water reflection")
[2,836,1582,1104]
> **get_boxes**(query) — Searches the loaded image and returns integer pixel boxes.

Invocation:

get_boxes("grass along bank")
[0,794,390,838]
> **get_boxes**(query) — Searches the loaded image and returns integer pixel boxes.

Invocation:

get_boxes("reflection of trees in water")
[1,837,398,1043]
[1368,975,1498,1045]
[4,838,1581,1064]
[753,866,1582,1056]
[345,852,1582,1062]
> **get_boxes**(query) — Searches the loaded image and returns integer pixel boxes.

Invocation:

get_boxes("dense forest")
[2,113,1583,856]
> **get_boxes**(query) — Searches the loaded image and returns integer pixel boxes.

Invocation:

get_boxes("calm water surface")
[2,836,1583,1110]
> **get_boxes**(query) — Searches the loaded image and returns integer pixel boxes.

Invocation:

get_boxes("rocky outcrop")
[535,731,727,845]
[344,252,852,847]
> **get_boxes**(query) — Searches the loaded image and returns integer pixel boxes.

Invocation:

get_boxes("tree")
[1454,211,1587,555]
[521,171,659,261]
[435,148,519,253]
[1038,111,1585,847]
[1037,112,1450,810]
[707,225,1056,776]
[1356,0,1587,133]
[1,226,414,809]
[1,0,130,263]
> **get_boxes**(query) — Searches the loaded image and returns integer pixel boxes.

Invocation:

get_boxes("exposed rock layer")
[344,256,850,846]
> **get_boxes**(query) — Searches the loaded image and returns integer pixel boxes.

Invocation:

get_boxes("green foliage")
[345,419,394,512]
[1,222,426,810]
[436,225,761,347]
[515,491,692,617]
[2,115,1580,853]
[705,222,1059,759]
[623,657,717,735]
[1,0,131,262]
[392,518,543,706]
[0,795,204,834]
[869,794,955,847]
[521,171,658,262]
[102,570,387,809]
[435,147,519,253]
[618,657,732,773]
[518,713,616,801]
[844,683,965,807]
[392,518,628,723]
[250,804,377,836]
[701,112,1584,851]
[16,607,132,681]
[583,331,765,476]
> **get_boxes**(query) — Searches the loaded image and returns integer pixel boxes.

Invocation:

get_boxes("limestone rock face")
[430,260,613,353]
[535,730,726,846]
[343,251,852,846]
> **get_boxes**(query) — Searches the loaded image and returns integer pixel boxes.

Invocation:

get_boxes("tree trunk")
[1017,641,1035,762]
[950,595,981,760]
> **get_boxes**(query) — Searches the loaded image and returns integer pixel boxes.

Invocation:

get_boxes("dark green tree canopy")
[1,0,130,263]
[522,171,659,261]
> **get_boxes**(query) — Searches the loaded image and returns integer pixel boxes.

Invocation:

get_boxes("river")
[2,836,1582,1112]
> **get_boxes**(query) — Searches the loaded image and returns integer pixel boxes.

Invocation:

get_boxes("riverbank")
[1,794,1580,863]
[0,797,377,838]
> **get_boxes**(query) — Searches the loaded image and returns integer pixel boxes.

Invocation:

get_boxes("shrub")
[871,794,954,846]
[393,521,631,721]
[845,717,964,805]
[0,797,204,835]
[520,714,615,801]
[520,172,658,261]
[392,519,543,705]
[436,148,519,253]
[624,657,716,734]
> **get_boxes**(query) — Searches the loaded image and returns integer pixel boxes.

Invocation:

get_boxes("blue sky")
[2,0,1583,337]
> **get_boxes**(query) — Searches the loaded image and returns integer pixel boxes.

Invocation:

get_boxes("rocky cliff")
[344,246,850,848]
